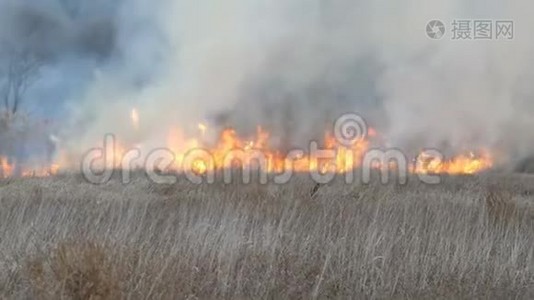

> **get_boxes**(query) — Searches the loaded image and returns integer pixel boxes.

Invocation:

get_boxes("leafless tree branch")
[0,42,43,117]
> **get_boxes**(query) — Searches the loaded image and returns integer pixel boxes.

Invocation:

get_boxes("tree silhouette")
[0,45,42,116]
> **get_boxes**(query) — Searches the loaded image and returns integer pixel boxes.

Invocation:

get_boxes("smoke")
[2,0,534,168]
[378,1,534,166]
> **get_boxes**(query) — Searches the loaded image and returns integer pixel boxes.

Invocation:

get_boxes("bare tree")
[0,43,43,177]
[0,4,49,177]
[0,46,42,116]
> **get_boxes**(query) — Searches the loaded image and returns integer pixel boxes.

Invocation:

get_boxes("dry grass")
[0,173,532,299]
[28,241,121,300]
[485,184,518,224]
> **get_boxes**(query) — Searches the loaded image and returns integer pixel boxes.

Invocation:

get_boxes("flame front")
[158,124,492,176]
[0,156,58,178]
[0,110,495,179]
[415,151,493,175]
[0,157,14,178]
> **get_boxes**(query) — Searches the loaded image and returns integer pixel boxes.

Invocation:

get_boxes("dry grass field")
[0,173,533,299]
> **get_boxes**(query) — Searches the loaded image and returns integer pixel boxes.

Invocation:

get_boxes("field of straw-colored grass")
[0,173,533,299]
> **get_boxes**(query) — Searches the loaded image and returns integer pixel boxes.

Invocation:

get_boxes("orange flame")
[131,108,140,130]
[0,112,495,179]
[0,156,60,179]
[415,150,493,175]
[0,157,14,178]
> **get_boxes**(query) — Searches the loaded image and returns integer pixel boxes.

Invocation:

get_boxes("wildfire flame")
[125,123,491,176]
[415,150,493,175]
[0,157,14,178]
[0,156,59,179]
[0,109,495,179]
[131,108,140,130]
[198,123,208,137]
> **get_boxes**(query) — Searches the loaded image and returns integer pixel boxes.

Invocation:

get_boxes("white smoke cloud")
[4,0,534,169]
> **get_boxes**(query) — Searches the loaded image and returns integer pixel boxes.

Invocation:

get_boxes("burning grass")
[0,114,495,179]
[0,174,532,298]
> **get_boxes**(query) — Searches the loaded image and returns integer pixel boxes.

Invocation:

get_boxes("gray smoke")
[2,0,534,169]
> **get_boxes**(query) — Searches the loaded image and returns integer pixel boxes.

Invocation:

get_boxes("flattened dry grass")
[28,241,121,300]
[0,173,532,299]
